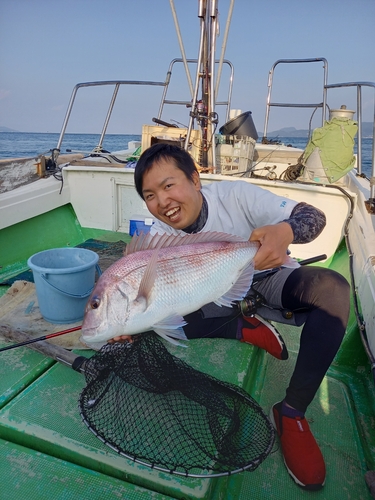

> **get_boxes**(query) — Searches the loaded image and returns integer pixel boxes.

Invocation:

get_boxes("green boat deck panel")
[0,204,131,288]
[0,208,374,499]
[0,341,53,410]
[0,336,374,499]
[0,438,175,500]
[232,323,375,499]
[0,342,254,500]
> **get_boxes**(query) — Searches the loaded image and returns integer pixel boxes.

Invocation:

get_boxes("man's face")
[141,158,202,230]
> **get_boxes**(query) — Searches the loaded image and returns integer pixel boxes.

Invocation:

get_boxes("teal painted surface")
[0,438,176,500]
[0,349,242,499]
[0,210,374,499]
[0,341,53,410]
[245,335,374,498]
[0,203,130,283]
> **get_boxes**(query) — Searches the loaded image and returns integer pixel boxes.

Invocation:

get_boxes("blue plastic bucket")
[27,247,99,324]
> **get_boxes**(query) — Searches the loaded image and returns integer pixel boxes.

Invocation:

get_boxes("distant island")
[260,127,310,138]
[1,122,373,137]
[0,126,19,132]
[259,122,374,138]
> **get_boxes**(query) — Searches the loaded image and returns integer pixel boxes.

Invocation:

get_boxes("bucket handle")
[40,264,102,299]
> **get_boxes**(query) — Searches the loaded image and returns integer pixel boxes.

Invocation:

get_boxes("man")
[117,143,350,490]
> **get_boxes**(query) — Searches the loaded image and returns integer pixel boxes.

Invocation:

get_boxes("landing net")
[79,332,274,477]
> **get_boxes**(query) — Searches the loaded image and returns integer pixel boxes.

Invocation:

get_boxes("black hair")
[134,143,198,199]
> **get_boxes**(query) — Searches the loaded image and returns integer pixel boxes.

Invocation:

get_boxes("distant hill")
[262,122,373,138]
[265,127,309,138]
[0,126,19,132]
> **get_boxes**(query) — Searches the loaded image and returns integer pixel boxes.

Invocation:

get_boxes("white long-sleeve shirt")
[150,180,298,240]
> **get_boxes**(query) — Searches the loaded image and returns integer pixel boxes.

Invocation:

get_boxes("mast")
[185,0,219,171]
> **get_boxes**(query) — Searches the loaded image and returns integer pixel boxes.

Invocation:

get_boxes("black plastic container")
[219,111,258,141]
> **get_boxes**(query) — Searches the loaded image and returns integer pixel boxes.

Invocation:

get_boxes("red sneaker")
[241,314,288,360]
[270,402,326,490]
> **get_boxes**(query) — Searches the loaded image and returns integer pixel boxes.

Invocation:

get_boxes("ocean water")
[0,131,373,177]
[0,132,141,159]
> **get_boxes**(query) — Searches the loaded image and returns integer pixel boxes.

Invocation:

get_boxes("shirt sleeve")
[282,202,326,243]
[230,181,299,228]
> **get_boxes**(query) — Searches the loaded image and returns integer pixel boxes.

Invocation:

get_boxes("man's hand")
[107,335,134,344]
[250,222,294,270]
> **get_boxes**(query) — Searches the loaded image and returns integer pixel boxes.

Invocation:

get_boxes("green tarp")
[302,117,358,183]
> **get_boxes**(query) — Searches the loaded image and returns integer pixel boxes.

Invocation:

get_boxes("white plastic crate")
[216,135,256,174]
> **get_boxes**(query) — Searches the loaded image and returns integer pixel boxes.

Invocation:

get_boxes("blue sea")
[0,132,141,159]
[0,131,373,177]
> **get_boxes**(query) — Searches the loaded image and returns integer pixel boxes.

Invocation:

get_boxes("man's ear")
[192,170,201,190]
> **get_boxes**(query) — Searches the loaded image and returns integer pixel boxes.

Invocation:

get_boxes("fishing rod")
[0,325,82,353]
[252,253,328,285]
[0,325,88,373]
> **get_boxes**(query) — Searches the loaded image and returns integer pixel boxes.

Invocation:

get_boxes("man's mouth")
[165,207,180,222]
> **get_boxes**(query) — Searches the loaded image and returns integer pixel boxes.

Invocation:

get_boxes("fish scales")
[146,242,249,304]
[81,232,259,347]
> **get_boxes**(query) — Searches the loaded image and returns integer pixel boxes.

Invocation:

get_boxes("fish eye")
[90,296,101,309]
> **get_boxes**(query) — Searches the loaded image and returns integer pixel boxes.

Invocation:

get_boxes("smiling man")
[128,143,350,491]
[141,156,203,229]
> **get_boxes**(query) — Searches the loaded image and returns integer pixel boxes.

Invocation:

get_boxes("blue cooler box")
[129,215,154,236]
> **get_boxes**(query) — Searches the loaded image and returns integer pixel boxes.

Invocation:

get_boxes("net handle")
[0,325,88,372]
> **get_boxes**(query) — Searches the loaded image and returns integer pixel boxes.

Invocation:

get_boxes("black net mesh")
[79,333,275,477]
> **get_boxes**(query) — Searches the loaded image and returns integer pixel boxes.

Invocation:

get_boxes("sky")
[1,0,375,135]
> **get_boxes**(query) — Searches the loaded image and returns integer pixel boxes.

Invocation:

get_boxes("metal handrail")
[263,58,328,139]
[156,58,234,125]
[325,81,375,186]
[54,59,233,163]
[55,80,167,153]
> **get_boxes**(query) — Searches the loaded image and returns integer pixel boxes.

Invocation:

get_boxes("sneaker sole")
[254,315,289,360]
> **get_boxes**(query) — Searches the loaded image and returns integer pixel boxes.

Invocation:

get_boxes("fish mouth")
[80,326,99,339]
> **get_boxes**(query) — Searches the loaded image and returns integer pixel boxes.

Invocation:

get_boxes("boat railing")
[55,79,167,154]
[156,58,234,126]
[263,59,374,204]
[263,58,329,139]
[325,81,375,186]
[54,58,233,165]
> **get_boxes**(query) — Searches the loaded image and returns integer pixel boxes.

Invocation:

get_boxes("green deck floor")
[0,341,259,500]
[1,207,374,499]
[0,438,175,500]
[229,322,375,500]
[0,334,374,499]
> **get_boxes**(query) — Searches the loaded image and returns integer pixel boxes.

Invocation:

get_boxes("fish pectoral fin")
[153,315,188,347]
[132,295,148,312]
[153,314,187,331]
[136,247,160,305]
[153,328,189,347]
[214,260,255,307]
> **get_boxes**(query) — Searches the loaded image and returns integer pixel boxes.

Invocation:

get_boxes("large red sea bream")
[81,231,259,348]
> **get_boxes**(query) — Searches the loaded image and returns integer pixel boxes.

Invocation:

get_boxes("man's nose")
[157,191,170,208]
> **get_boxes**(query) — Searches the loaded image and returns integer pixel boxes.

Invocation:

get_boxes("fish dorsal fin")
[125,231,248,256]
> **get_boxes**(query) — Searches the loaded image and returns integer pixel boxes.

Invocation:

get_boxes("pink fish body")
[81,232,259,348]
